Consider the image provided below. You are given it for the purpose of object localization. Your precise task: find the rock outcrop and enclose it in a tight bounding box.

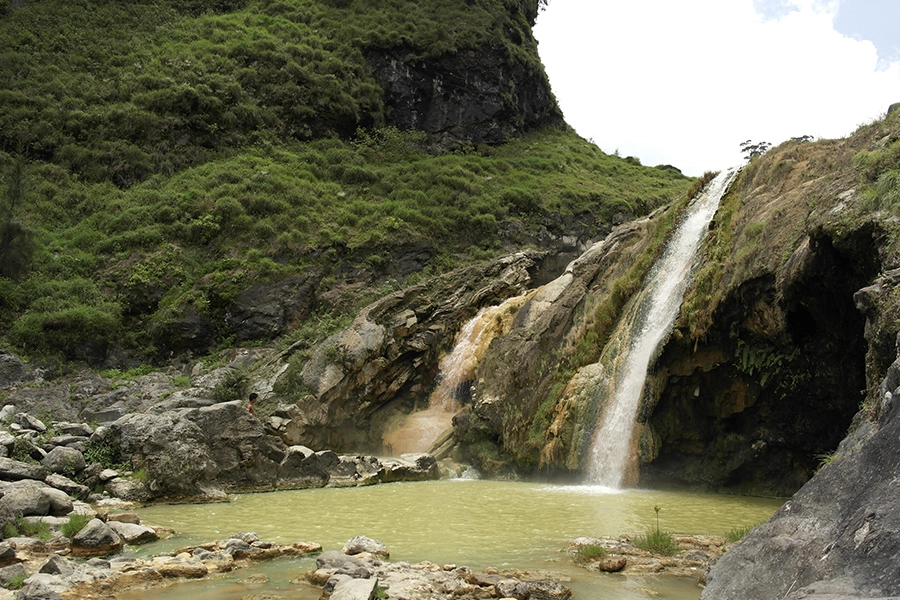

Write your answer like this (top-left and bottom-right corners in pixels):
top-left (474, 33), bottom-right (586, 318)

top-left (275, 250), bottom-right (545, 452)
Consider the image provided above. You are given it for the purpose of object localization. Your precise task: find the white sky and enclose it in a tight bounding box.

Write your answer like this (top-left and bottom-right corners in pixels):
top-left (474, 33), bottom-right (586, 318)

top-left (533, 0), bottom-right (900, 176)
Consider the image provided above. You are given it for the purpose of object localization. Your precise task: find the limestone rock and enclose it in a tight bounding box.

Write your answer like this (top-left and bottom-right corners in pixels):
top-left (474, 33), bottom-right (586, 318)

top-left (0, 485), bottom-right (50, 517)
top-left (702, 371), bottom-right (900, 598)
top-left (12, 413), bottom-right (46, 433)
top-left (70, 519), bottom-right (123, 557)
top-left (38, 555), bottom-right (74, 577)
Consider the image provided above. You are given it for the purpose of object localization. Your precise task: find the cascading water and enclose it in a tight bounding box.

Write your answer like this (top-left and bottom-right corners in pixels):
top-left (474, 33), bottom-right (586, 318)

top-left (383, 294), bottom-right (527, 455)
top-left (586, 167), bottom-right (740, 487)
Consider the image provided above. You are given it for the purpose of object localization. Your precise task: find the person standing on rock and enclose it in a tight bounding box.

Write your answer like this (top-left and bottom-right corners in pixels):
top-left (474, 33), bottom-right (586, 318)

top-left (247, 392), bottom-right (258, 415)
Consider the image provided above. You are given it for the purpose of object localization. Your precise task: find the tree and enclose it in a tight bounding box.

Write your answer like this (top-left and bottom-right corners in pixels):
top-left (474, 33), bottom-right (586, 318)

top-left (0, 156), bottom-right (37, 280)
top-left (740, 139), bottom-right (771, 161)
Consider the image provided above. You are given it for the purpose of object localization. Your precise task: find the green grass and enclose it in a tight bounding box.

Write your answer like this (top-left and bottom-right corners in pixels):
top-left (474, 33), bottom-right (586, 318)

top-left (725, 523), bottom-right (760, 544)
top-left (574, 544), bottom-right (608, 563)
top-left (3, 515), bottom-right (52, 541)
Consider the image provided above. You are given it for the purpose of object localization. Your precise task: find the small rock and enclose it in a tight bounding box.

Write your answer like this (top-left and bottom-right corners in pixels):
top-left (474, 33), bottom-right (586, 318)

top-left (13, 413), bottom-right (46, 433)
top-left (342, 536), bottom-right (389, 559)
top-left (596, 557), bottom-right (627, 572)
top-left (106, 521), bottom-right (159, 545)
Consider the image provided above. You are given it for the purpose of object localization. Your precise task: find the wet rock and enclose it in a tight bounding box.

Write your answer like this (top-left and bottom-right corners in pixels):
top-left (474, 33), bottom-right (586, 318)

top-left (381, 453), bottom-right (439, 483)
top-left (70, 519), bottom-right (123, 557)
top-left (342, 536), bottom-right (389, 559)
top-left (595, 557), bottom-right (627, 572)
top-left (41, 447), bottom-right (85, 475)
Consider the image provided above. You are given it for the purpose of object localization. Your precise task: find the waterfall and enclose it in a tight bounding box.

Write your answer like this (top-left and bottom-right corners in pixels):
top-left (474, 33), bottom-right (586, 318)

top-left (586, 167), bottom-right (740, 487)
top-left (383, 294), bottom-right (527, 455)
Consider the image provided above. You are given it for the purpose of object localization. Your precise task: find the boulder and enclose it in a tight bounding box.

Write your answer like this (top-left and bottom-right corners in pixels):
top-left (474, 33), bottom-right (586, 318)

top-left (0, 457), bottom-right (48, 481)
top-left (0, 541), bottom-right (18, 567)
top-left (70, 518), bottom-right (123, 557)
top-left (0, 562), bottom-right (25, 586)
top-left (41, 447), bottom-right (86, 475)
top-left (317, 550), bottom-right (367, 570)
top-left (702, 373), bottom-right (900, 597)
top-left (44, 474), bottom-right (90, 501)
top-left (52, 422), bottom-right (93, 437)
top-left (381, 453), bottom-right (439, 482)
top-left (342, 536), bottom-right (389, 559)
top-left (329, 456), bottom-right (384, 487)
top-left (0, 485), bottom-right (50, 517)
top-left (103, 477), bottom-right (151, 503)
top-left (277, 446), bottom-right (329, 488)
top-left (13, 581), bottom-right (64, 600)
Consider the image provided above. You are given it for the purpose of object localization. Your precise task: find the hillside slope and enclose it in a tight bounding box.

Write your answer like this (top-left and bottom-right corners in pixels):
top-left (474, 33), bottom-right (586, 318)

top-left (0, 0), bottom-right (692, 366)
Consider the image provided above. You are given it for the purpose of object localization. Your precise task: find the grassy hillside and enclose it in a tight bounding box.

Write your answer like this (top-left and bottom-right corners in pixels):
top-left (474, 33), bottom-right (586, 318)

top-left (0, 0), bottom-right (693, 366)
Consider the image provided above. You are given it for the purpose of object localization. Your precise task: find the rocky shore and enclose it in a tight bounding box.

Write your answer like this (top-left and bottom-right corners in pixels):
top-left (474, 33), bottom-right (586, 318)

top-left (0, 528), bottom-right (574, 600)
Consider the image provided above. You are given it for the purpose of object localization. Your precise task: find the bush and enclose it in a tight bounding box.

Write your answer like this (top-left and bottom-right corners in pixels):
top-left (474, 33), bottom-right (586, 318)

top-left (633, 529), bottom-right (678, 556)
top-left (211, 367), bottom-right (249, 403)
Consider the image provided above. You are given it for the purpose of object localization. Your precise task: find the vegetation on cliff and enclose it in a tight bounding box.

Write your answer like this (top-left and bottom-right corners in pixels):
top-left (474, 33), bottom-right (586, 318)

top-left (0, 0), bottom-right (691, 366)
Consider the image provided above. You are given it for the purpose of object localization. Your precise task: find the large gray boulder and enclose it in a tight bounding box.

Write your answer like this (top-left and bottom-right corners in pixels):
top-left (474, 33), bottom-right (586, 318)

top-left (0, 485), bottom-right (50, 517)
top-left (70, 519), bottom-right (123, 557)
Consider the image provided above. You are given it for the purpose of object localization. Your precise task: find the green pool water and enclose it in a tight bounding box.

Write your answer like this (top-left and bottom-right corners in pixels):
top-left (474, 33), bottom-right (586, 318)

top-left (122, 479), bottom-right (783, 600)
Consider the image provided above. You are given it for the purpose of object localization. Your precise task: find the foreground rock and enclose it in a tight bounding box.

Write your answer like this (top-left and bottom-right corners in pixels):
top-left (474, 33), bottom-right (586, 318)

top-left (701, 345), bottom-right (900, 599)
top-left (308, 537), bottom-right (571, 600)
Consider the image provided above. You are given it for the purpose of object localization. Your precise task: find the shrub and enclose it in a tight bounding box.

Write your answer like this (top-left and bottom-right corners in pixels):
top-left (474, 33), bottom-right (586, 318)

top-left (633, 529), bottom-right (678, 556)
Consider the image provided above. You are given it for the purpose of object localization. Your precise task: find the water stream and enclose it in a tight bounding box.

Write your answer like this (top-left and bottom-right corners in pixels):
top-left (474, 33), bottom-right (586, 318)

top-left (586, 169), bottom-right (740, 487)
top-left (124, 480), bottom-right (782, 600)
top-left (383, 295), bottom-right (527, 454)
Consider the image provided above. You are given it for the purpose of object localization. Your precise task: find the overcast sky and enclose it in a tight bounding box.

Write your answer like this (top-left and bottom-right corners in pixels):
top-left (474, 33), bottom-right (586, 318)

top-left (533, 0), bottom-right (900, 176)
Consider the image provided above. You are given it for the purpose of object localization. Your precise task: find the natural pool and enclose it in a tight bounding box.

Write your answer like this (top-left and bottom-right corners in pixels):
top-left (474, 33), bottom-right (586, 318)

top-left (123, 480), bottom-right (784, 600)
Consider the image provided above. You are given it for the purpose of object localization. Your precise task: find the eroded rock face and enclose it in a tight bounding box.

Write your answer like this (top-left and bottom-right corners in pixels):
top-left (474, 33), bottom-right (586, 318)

top-left (277, 250), bottom-right (544, 452)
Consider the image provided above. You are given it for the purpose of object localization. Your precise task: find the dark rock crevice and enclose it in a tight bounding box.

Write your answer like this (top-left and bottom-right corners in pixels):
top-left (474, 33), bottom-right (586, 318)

top-left (642, 227), bottom-right (878, 496)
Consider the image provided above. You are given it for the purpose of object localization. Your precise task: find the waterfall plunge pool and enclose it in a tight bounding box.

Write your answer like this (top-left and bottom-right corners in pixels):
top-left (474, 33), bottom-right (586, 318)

top-left (123, 480), bottom-right (783, 600)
